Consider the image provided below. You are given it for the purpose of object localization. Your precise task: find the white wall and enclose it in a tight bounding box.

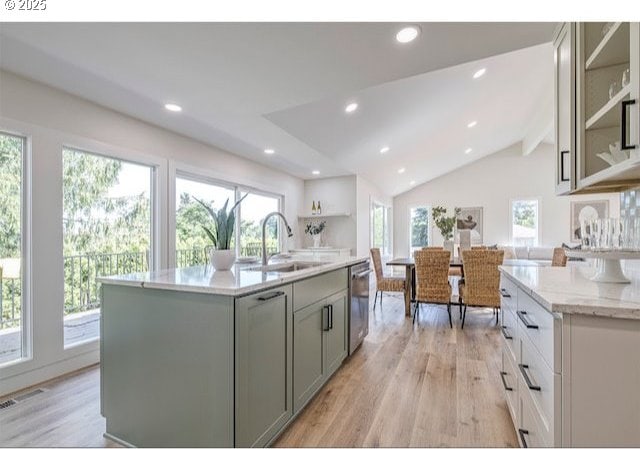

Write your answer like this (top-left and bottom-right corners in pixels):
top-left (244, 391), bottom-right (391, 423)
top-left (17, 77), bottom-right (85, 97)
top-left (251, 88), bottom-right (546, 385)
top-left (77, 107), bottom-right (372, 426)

top-left (0, 70), bottom-right (305, 394)
top-left (302, 176), bottom-right (357, 252)
top-left (356, 176), bottom-right (393, 258)
top-left (393, 142), bottom-right (619, 257)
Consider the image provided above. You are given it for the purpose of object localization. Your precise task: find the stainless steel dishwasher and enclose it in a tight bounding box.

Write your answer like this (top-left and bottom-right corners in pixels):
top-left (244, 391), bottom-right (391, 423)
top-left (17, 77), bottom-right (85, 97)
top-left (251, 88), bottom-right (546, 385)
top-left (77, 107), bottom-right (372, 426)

top-left (348, 261), bottom-right (371, 355)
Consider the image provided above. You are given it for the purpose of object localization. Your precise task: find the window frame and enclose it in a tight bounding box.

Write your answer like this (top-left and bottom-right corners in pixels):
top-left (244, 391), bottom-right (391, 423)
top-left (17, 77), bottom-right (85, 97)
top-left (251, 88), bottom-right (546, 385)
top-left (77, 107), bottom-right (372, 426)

top-left (370, 200), bottom-right (392, 256)
top-left (408, 205), bottom-right (431, 255)
top-left (509, 197), bottom-right (542, 247)
top-left (169, 162), bottom-right (284, 267)
top-left (0, 130), bottom-right (32, 367)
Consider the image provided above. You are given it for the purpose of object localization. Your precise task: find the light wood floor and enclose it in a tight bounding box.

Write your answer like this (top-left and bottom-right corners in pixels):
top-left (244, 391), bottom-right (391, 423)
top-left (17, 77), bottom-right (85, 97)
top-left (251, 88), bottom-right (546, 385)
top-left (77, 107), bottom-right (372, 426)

top-left (0, 294), bottom-right (517, 447)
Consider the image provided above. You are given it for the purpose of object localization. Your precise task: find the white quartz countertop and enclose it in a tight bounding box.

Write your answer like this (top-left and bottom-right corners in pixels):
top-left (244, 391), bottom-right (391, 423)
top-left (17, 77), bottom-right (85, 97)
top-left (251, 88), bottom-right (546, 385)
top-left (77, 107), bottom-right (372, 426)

top-left (500, 264), bottom-right (640, 319)
top-left (99, 255), bottom-right (368, 297)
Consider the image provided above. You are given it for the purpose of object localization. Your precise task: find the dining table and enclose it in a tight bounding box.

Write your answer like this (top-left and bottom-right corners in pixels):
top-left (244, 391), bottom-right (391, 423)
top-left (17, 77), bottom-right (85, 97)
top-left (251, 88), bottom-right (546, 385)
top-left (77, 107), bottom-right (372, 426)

top-left (386, 257), bottom-right (464, 316)
top-left (386, 257), bottom-right (547, 316)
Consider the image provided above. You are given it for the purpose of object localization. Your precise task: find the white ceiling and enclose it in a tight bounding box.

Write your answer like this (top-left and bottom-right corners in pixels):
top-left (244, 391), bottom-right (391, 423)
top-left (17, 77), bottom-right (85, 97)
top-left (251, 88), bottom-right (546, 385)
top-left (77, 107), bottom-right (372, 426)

top-left (0, 22), bottom-right (557, 195)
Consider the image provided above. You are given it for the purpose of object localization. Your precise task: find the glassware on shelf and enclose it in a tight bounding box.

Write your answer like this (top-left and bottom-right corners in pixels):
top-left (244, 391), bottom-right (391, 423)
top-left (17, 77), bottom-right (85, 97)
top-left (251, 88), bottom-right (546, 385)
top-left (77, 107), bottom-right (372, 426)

top-left (609, 80), bottom-right (619, 100)
top-left (622, 68), bottom-right (631, 88)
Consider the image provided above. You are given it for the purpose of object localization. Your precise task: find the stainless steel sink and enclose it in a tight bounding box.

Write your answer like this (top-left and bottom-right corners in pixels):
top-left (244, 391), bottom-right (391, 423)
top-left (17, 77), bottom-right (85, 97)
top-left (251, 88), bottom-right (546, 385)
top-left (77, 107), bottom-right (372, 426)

top-left (245, 261), bottom-right (328, 273)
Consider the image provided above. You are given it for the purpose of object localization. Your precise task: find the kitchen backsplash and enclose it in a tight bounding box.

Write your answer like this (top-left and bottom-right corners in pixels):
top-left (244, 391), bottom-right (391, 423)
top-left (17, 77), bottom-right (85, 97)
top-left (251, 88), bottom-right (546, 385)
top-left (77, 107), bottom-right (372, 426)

top-left (620, 186), bottom-right (640, 220)
top-left (621, 186), bottom-right (640, 271)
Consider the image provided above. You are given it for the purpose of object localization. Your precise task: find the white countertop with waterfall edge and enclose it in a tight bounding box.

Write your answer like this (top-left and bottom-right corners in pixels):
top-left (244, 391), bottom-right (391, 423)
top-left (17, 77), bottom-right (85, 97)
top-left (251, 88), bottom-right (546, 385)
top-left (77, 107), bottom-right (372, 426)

top-left (98, 255), bottom-right (369, 297)
top-left (500, 264), bottom-right (640, 319)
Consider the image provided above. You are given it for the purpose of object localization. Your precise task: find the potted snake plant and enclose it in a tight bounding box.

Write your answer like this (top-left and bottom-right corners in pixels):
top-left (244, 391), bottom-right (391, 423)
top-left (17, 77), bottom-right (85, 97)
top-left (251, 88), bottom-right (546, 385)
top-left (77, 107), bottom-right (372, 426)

top-left (196, 194), bottom-right (247, 270)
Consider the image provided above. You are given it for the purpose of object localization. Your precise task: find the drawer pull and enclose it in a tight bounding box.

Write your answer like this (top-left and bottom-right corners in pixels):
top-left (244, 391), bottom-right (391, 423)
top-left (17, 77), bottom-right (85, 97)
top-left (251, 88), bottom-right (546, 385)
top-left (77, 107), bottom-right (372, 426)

top-left (500, 288), bottom-right (511, 298)
top-left (518, 364), bottom-right (541, 391)
top-left (257, 291), bottom-right (285, 301)
top-left (518, 429), bottom-right (530, 448)
top-left (323, 305), bottom-right (331, 332)
top-left (517, 310), bottom-right (538, 329)
top-left (499, 371), bottom-right (513, 391)
top-left (501, 325), bottom-right (513, 340)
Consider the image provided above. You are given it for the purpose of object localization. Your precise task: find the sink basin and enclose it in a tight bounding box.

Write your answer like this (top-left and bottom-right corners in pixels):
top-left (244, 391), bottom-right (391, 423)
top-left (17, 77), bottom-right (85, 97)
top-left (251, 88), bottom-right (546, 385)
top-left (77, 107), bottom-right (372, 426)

top-left (245, 261), bottom-right (328, 273)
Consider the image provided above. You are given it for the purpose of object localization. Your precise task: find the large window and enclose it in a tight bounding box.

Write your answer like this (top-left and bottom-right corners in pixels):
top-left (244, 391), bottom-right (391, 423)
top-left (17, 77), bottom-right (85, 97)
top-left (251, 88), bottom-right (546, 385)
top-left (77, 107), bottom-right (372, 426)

top-left (175, 176), bottom-right (235, 267)
top-left (371, 202), bottom-right (391, 255)
top-left (409, 206), bottom-right (430, 255)
top-left (62, 147), bottom-right (153, 347)
top-left (0, 133), bottom-right (27, 366)
top-left (239, 191), bottom-right (280, 257)
top-left (172, 173), bottom-right (283, 266)
top-left (511, 199), bottom-right (540, 247)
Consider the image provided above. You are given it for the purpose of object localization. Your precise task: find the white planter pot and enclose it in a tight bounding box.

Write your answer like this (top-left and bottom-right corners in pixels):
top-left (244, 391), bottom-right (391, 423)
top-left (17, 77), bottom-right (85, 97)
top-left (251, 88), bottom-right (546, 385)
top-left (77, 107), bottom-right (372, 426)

top-left (312, 234), bottom-right (322, 248)
top-left (210, 249), bottom-right (236, 271)
top-left (443, 240), bottom-right (454, 259)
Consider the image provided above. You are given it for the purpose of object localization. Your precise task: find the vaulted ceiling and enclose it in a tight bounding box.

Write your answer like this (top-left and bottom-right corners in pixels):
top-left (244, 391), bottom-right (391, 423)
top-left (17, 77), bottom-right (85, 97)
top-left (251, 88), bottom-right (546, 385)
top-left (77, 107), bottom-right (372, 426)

top-left (0, 22), bottom-right (557, 195)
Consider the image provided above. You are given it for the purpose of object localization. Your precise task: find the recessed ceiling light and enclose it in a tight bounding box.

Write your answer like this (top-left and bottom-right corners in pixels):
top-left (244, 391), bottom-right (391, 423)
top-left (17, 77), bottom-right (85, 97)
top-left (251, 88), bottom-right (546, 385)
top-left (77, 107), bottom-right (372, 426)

top-left (345, 102), bottom-right (358, 113)
top-left (398, 168), bottom-right (406, 174)
top-left (396, 26), bottom-right (421, 43)
top-left (164, 103), bottom-right (182, 112)
top-left (473, 68), bottom-right (486, 79)
top-left (380, 146), bottom-right (390, 154)
top-left (465, 148), bottom-right (473, 154)
top-left (264, 148), bottom-right (275, 155)
top-left (467, 121), bottom-right (477, 128)
top-left (410, 180), bottom-right (416, 186)
top-left (312, 170), bottom-right (320, 175)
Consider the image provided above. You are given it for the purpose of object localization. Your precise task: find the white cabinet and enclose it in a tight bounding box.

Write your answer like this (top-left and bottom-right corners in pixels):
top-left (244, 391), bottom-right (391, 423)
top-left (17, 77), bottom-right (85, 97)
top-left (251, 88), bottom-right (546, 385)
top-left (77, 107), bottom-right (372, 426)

top-left (554, 22), bottom-right (640, 194)
top-left (554, 23), bottom-right (576, 195)
top-left (500, 272), bottom-right (640, 447)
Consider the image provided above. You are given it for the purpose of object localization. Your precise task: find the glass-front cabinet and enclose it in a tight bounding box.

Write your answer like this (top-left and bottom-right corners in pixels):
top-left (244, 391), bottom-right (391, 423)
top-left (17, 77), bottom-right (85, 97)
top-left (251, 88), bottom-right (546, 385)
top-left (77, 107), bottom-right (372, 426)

top-left (575, 22), bottom-right (640, 192)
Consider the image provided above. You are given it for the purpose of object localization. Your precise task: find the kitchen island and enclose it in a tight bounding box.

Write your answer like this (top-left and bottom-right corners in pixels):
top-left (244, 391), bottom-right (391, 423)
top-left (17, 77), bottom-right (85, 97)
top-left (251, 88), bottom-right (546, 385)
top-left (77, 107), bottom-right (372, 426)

top-left (99, 255), bottom-right (367, 448)
top-left (499, 264), bottom-right (640, 447)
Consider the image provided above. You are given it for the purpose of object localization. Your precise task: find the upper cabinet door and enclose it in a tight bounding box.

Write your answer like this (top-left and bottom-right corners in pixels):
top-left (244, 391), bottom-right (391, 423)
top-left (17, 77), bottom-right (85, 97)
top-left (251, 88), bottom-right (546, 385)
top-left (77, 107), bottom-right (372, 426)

top-left (575, 22), bottom-right (640, 192)
top-left (554, 23), bottom-right (576, 195)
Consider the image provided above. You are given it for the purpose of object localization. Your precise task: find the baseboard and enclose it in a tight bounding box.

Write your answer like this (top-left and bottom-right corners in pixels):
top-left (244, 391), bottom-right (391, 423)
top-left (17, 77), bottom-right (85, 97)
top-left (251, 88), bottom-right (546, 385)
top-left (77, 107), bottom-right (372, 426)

top-left (104, 432), bottom-right (135, 448)
top-left (0, 349), bottom-right (99, 396)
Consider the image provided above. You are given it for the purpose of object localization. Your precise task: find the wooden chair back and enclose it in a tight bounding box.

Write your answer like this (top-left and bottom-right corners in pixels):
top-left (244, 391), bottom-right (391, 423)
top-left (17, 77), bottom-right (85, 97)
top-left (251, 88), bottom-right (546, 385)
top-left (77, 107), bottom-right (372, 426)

top-left (414, 249), bottom-right (451, 304)
top-left (552, 247), bottom-right (568, 267)
top-left (370, 248), bottom-right (383, 282)
top-left (460, 250), bottom-right (504, 307)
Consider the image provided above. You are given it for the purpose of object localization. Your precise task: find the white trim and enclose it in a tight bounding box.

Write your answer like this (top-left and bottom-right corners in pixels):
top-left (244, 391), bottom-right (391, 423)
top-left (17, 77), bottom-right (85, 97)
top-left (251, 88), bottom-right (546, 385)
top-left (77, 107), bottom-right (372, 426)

top-left (509, 197), bottom-right (542, 246)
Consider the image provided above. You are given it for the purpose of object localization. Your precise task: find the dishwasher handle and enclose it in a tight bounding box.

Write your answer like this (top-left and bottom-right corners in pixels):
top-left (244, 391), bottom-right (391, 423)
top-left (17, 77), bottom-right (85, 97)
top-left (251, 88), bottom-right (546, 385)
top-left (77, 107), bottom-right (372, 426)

top-left (352, 269), bottom-right (372, 279)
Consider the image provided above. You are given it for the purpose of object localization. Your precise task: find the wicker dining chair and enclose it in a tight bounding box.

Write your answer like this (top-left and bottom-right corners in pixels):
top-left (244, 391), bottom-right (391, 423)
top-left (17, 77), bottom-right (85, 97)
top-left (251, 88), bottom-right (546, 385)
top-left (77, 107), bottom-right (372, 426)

top-left (413, 249), bottom-right (453, 327)
top-left (458, 249), bottom-right (504, 328)
top-left (552, 247), bottom-right (568, 267)
top-left (370, 248), bottom-right (405, 310)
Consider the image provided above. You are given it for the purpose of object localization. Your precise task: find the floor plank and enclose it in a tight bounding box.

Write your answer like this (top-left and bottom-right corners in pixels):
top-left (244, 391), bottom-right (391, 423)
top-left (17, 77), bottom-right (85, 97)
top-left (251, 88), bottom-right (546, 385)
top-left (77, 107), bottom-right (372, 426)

top-left (0, 292), bottom-right (517, 447)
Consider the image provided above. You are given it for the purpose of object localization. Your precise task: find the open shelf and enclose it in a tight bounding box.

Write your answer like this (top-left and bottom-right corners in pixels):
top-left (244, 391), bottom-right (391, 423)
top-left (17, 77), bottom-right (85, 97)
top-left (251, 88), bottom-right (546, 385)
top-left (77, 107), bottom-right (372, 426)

top-left (578, 154), bottom-right (640, 192)
top-left (298, 212), bottom-right (351, 219)
top-left (585, 84), bottom-right (630, 130)
top-left (586, 22), bottom-right (630, 70)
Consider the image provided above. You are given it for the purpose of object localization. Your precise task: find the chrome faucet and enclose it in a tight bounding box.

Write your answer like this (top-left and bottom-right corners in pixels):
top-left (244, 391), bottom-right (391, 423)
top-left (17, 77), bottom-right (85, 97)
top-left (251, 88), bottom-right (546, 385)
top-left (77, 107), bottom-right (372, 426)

top-left (262, 212), bottom-right (294, 265)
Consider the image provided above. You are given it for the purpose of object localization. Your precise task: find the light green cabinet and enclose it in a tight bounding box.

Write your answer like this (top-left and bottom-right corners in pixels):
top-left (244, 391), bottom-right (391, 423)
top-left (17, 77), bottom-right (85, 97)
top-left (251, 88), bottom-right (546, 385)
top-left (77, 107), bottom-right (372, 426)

top-left (235, 286), bottom-right (293, 447)
top-left (293, 299), bottom-right (326, 412)
top-left (325, 291), bottom-right (348, 377)
top-left (293, 288), bottom-right (348, 413)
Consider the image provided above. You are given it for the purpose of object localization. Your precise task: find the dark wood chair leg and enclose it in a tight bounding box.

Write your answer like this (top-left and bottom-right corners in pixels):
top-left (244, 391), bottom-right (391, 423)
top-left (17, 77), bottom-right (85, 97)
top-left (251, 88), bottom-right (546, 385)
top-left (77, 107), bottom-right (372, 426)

top-left (461, 304), bottom-right (468, 329)
top-left (447, 303), bottom-right (452, 328)
top-left (412, 302), bottom-right (419, 324)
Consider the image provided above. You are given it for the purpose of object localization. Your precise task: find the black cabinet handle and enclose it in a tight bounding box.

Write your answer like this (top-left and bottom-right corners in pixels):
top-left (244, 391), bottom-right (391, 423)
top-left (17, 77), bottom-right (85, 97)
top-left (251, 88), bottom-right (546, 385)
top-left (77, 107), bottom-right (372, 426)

top-left (518, 364), bottom-right (541, 391)
top-left (323, 306), bottom-right (330, 331)
top-left (501, 325), bottom-right (513, 340)
top-left (499, 371), bottom-right (513, 391)
top-left (500, 288), bottom-right (511, 298)
top-left (257, 291), bottom-right (285, 301)
top-left (518, 429), bottom-right (530, 448)
top-left (621, 99), bottom-right (637, 150)
top-left (517, 311), bottom-right (538, 329)
top-left (560, 150), bottom-right (570, 181)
